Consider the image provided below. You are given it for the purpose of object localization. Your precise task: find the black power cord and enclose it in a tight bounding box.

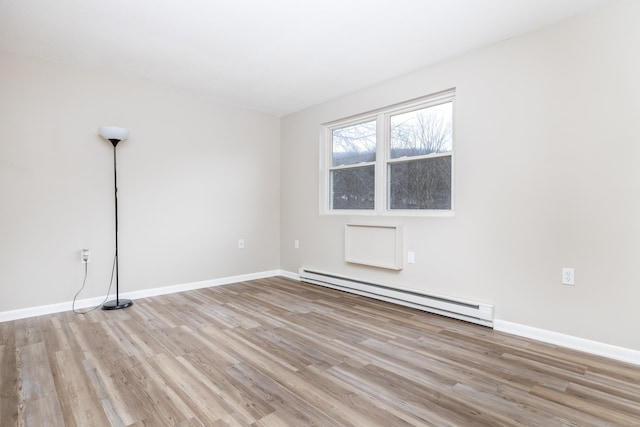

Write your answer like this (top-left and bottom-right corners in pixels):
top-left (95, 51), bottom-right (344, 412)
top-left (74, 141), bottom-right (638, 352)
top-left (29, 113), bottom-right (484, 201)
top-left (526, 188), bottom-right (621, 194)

top-left (72, 253), bottom-right (116, 314)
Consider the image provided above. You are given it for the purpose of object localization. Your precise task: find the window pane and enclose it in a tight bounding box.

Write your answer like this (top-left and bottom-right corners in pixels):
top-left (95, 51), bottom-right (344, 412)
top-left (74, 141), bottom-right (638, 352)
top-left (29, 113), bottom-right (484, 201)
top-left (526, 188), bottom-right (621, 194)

top-left (388, 156), bottom-right (451, 209)
top-left (332, 120), bottom-right (376, 166)
top-left (390, 102), bottom-right (452, 159)
top-left (331, 166), bottom-right (375, 209)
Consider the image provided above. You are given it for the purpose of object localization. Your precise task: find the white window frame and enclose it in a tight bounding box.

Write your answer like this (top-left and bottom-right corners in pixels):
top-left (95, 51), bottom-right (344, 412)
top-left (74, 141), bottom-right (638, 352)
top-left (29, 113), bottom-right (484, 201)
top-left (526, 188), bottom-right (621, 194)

top-left (320, 89), bottom-right (455, 216)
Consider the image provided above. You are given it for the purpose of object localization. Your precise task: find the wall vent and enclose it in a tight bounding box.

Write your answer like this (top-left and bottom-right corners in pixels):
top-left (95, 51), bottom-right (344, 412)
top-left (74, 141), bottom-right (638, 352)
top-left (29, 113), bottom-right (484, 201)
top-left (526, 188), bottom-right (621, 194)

top-left (299, 268), bottom-right (494, 327)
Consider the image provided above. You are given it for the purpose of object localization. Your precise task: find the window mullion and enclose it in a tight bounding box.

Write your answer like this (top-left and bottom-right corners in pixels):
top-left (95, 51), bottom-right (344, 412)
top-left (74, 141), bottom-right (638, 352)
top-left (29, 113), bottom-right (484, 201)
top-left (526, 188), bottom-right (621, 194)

top-left (375, 112), bottom-right (386, 212)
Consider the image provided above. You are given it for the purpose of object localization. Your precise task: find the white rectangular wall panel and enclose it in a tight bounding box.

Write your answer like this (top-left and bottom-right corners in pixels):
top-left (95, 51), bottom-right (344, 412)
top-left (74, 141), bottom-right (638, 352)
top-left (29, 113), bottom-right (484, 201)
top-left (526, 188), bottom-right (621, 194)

top-left (345, 223), bottom-right (403, 270)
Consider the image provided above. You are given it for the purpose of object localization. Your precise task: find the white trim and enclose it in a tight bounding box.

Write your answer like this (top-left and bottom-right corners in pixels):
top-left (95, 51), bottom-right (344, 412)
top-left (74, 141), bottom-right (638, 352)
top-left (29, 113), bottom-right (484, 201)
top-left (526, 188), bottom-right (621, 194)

top-left (4, 271), bottom-right (636, 367)
top-left (283, 271), bottom-right (639, 365)
top-left (279, 270), bottom-right (300, 280)
top-left (494, 319), bottom-right (640, 366)
top-left (0, 270), bottom-right (283, 323)
top-left (320, 89), bottom-right (456, 217)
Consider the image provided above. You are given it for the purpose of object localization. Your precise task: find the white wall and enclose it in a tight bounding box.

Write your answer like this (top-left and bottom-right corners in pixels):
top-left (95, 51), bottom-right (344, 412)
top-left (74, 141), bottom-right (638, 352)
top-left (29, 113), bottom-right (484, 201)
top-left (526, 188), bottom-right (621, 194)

top-left (280, 0), bottom-right (640, 351)
top-left (0, 51), bottom-right (281, 312)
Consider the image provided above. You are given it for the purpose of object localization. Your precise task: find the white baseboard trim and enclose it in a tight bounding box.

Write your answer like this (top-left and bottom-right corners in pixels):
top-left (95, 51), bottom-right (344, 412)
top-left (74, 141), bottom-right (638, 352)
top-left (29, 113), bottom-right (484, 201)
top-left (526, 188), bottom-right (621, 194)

top-left (494, 319), bottom-right (640, 366)
top-left (282, 269), bottom-right (640, 365)
top-left (0, 270), bottom-right (284, 323)
top-left (4, 271), bottom-right (637, 366)
top-left (278, 270), bottom-right (300, 281)
top-left (121, 269), bottom-right (283, 300)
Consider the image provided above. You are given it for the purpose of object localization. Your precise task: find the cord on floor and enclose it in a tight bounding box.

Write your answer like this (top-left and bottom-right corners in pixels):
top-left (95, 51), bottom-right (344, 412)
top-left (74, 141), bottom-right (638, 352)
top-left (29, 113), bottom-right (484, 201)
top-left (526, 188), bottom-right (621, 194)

top-left (72, 253), bottom-right (116, 314)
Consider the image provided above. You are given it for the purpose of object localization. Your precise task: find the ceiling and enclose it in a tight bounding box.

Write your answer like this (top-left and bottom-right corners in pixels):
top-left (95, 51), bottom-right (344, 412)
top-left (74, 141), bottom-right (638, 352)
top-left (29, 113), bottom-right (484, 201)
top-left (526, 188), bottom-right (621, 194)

top-left (0, 0), bottom-right (616, 116)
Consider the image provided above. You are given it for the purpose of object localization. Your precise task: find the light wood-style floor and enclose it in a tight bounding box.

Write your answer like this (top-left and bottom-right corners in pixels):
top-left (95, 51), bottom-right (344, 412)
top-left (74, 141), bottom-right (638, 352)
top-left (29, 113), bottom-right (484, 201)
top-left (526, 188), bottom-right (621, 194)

top-left (2, 277), bottom-right (639, 426)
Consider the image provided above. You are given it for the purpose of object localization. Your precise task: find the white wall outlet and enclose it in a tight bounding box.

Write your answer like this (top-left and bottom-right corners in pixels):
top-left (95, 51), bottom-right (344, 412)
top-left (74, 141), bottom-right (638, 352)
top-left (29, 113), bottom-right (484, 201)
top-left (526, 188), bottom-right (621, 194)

top-left (238, 239), bottom-right (245, 249)
top-left (407, 251), bottom-right (415, 264)
top-left (81, 248), bottom-right (90, 264)
top-left (562, 268), bottom-right (575, 285)
top-left (294, 239), bottom-right (299, 249)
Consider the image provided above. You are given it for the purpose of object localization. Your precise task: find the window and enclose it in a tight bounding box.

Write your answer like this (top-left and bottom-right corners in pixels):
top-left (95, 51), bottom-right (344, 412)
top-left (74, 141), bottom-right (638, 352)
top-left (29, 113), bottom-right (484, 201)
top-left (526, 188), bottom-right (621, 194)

top-left (330, 119), bottom-right (376, 209)
top-left (321, 89), bottom-right (454, 215)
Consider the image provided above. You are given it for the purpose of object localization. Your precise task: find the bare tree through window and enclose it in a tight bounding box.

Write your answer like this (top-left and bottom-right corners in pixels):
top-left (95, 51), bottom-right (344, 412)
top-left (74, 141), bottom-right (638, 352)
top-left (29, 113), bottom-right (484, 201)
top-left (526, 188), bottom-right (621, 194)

top-left (331, 120), bottom-right (376, 209)
top-left (323, 90), bottom-right (454, 213)
top-left (389, 102), bottom-right (452, 209)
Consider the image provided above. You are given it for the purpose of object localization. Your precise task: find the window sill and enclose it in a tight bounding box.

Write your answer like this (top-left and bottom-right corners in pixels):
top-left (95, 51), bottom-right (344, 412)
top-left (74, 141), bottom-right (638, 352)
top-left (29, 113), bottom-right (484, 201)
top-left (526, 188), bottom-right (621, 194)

top-left (321, 209), bottom-right (455, 218)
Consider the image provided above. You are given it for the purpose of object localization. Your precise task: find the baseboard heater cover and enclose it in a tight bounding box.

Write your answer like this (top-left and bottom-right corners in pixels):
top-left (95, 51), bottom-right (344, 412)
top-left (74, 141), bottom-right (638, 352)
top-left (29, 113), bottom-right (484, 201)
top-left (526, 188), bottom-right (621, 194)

top-left (298, 268), bottom-right (494, 327)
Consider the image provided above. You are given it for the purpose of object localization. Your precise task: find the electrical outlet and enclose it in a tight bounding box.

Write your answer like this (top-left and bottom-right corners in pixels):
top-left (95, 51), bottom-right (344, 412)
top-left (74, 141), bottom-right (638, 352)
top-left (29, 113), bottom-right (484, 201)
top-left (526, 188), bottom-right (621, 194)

top-left (294, 240), bottom-right (299, 249)
top-left (562, 268), bottom-right (575, 285)
top-left (407, 251), bottom-right (415, 264)
top-left (81, 248), bottom-right (90, 264)
top-left (238, 239), bottom-right (245, 249)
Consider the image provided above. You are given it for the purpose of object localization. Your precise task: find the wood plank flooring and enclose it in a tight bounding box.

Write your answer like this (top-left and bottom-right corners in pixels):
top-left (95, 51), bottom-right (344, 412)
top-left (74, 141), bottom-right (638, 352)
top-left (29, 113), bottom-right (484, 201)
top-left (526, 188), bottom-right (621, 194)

top-left (2, 276), bottom-right (639, 426)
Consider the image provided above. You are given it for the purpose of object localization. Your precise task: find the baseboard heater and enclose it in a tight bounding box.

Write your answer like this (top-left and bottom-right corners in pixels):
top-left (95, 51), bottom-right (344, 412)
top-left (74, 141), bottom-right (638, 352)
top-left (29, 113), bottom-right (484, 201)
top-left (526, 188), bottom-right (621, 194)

top-left (298, 268), bottom-right (494, 327)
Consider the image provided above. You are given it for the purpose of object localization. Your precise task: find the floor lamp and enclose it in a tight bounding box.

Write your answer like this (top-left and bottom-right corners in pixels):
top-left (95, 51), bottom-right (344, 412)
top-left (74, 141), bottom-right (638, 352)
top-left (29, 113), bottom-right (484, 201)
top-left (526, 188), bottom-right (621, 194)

top-left (99, 126), bottom-right (134, 310)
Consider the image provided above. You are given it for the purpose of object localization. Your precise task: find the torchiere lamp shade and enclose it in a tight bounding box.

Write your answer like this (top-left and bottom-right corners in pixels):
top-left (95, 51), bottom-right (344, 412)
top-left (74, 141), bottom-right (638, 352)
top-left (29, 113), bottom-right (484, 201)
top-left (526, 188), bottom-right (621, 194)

top-left (98, 126), bottom-right (130, 146)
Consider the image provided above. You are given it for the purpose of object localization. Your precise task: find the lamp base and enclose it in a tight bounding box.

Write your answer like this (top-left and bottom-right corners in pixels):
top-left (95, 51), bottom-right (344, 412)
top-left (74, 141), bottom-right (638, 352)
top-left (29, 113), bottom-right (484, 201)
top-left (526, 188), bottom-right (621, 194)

top-left (102, 299), bottom-right (133, 310)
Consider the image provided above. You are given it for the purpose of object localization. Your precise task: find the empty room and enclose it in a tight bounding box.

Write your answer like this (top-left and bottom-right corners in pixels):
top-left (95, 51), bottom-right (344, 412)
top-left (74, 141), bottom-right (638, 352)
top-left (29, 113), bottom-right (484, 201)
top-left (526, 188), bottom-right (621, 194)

top-left (1, 0), bottom-right (639, 425)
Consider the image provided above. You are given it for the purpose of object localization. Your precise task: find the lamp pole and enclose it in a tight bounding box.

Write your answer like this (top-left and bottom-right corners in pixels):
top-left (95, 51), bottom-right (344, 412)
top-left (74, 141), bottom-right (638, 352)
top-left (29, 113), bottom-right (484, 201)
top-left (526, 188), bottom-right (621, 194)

top-left (99, 127), bottom-right (133, 310)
